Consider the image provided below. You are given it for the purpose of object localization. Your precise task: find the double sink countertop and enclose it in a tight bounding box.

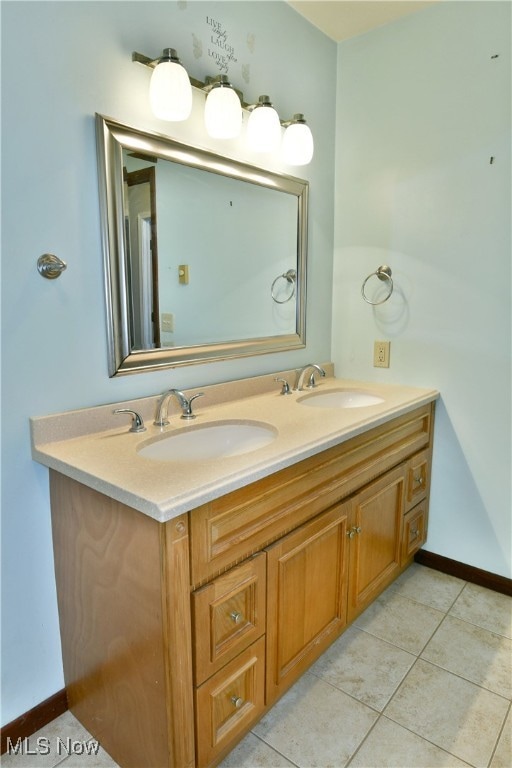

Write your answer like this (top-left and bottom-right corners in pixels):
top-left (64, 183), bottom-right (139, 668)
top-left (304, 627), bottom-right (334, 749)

top-left (31, 368), bottom-right (439, 522)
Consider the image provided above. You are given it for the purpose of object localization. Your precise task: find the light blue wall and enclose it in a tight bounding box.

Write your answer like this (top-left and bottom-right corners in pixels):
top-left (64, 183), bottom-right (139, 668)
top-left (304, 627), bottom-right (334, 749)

top-left (0, 1), bottom-right (335, 724)
top-left (332, 2), bottom-right (511, 578)
top-left (3, 0), bottom-right (510, 731)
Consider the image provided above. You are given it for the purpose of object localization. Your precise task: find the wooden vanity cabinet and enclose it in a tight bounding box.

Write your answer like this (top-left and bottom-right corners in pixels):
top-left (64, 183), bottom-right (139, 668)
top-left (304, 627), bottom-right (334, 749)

top-left (49, 402), bottom-right (434, 768)
top-left (49, 475), bottom-right (196, 768)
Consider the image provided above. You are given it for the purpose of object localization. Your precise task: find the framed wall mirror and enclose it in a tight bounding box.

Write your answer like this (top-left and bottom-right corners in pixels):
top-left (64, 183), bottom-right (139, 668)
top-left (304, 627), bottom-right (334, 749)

top-left (96, 114), bottom-right (308, 376)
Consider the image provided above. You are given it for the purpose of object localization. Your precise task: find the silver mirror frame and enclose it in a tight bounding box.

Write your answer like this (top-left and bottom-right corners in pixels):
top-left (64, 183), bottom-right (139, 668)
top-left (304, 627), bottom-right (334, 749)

top-left (95, 114), bottom-right (308, 376)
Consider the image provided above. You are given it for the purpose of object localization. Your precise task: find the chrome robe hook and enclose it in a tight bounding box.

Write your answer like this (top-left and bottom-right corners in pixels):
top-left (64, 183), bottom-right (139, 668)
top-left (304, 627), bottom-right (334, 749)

top-left (37, 253), bottom-right (67, 279)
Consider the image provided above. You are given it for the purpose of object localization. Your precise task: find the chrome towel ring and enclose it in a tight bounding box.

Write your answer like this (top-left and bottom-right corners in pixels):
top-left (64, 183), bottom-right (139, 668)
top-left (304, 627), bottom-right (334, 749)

top-left (271, 269), bottom-right (296, 304)
top-left (361, 265), bottom-right (393, 305)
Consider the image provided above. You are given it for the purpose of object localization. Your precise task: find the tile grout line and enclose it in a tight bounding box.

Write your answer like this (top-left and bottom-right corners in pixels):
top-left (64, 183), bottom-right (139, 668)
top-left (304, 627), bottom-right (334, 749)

top-left (343, 712), bottom-right (383, 768)
top-left (487, 699), bottom-right (511, 767)
top-left (379, 656), bottom-right (475, 766)
top-left (419, 637), bottom-right (512, 701)
top-left (304, 670), bottom-right (385, 716)
top-left (353, 594), bottom-right (448, 659)
top-left (349, 623), bottom-right (422, 658)
top-left (377, 713), bottom-right (476, 768)
top-left (447, 582), bottom-right (512, 639)
top-left (386, 578), bottom-right (467, 615)
top-left (381, 654), bottom-right (510, 768)
top-left (248, 731), bottom-right (301, 768)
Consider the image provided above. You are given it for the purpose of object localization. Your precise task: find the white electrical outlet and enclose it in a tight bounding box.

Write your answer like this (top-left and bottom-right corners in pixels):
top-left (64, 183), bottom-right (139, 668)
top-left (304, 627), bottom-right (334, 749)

top-left (374, 340), bottom-right (390, 368)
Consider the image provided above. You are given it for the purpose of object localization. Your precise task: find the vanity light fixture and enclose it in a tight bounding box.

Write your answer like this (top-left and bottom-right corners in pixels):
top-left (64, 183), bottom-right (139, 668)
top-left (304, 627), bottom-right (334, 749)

top-left (148, 48), bottom-right (192, 121)
top-left (203, 75), bottom-right (242, 139)
top-left (282, 114), bottom-right (314, 166)
top-left (246, 95), bottom-right (282, 153)
top-left (132, 50), bottom-right (314, 165)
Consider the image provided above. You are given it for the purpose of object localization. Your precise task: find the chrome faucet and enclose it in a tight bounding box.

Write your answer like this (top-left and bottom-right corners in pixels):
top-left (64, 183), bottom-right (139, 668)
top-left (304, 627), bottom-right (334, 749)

top-left (113, 409), bottom-right (146, 433)
top-left (293, 364), bottom-right (326, 391)
top-left (154, 389), bottom-right (204, 426)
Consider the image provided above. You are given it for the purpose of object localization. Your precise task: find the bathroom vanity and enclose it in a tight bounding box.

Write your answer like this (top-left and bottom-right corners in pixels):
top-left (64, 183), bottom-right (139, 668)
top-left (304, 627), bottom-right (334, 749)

top-left (32, 373), bottom-right (437, 768)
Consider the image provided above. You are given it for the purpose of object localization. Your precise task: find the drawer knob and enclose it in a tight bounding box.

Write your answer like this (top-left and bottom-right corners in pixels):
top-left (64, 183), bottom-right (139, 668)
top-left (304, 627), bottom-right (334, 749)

top-left (230, 611), bottom-right (243, 624)
top-left (411, 528), bottom-right (419, 538)
top-left (231, 695), bottom-right (244, 709)
top-left (414, 475), bottom-right (423, 486)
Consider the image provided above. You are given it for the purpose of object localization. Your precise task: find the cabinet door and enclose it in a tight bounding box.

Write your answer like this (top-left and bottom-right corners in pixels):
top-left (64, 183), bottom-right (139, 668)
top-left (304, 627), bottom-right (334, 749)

top-left (348, 465), bottom-right (405, 621)
top-left (265, 502), bottom-right (350, 705)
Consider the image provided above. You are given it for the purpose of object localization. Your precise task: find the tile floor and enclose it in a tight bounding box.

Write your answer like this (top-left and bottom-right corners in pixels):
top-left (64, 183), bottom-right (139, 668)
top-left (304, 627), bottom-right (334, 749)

top-left (2, 565), bottom-right (511, 768)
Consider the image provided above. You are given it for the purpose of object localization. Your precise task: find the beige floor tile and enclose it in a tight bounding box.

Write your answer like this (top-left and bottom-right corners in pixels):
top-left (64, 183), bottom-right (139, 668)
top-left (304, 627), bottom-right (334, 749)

top-left (384, 659), bottom-right (510, 767)
top-left (422, 615), bottom-right (512, 698)
top-left (348, 715), bottom-right (470, 767)
top-left (1, 712), bottom-right (95, 768)
top-left (57, 746), bottom-right (118, 768)
top-left (387, 563), bottom-right (466, 611)
top-left (450, 583), bottom-right (512, 638)
top-left (219, 732), bottom-right (296, 767)
top-left (253, 672), bottom-right (378, 768)
top-left (354, 591), bottom-right (445, 654)
top-left (490, 708), bottom-right (512, 768)
top-left (309, 626), bottom-right (416, 711)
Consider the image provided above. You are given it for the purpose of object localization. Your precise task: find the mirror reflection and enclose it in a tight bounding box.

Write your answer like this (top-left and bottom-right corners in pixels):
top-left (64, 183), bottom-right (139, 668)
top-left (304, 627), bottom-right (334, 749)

top-left (96, 115), bottom-right (308, 375)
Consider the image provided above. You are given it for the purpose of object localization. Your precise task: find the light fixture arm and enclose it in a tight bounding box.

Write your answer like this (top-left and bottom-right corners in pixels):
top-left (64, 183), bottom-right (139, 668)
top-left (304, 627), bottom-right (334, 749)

top-left (133, 51), bottom-right (247, 104)
top-left (203, 74), bottom-right (244, 102)
top-left (281, 112), bottom-right (307, 127)
top-left (132, 50), bottom-right (314, 165)
top-left (133, 51), bottom-right (308, 119)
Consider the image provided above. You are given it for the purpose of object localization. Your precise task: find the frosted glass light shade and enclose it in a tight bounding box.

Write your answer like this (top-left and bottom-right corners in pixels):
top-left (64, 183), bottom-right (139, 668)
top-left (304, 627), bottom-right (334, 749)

top-left (247, 103), bottom-right (281, 153)
top-left (204, 86), bottom-right (242, 139)
top-left (282, 121), bottom-right (314, 166)
top-left (149, 60), bottom-right (192, 121)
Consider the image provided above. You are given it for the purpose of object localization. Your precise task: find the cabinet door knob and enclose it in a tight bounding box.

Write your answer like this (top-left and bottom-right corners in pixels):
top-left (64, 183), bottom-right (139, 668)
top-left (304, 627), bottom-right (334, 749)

top-left (231, 695), bottom-right (244, 709)
top-left (347, 526), bottom-right (362, 538)
top-left (411, 528), bottom-right (419, 539)
top-left (414, 475), bottom-right (423, 486)
top-left (230, 611), bottom-right (243, 624)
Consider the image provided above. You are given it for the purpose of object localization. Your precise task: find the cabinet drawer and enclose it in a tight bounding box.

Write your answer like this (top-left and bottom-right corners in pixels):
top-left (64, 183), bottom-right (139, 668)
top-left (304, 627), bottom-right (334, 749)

top-left (195, 637), bottom-right (265, 767)
top-left (192, 554), bottom-right (266, 685)
top-left (406, 450), bottom-right (429, 511)
top-left (190, 404), bottom-right (434, 584)
top-left (402, 503), bottom-right (427, 563)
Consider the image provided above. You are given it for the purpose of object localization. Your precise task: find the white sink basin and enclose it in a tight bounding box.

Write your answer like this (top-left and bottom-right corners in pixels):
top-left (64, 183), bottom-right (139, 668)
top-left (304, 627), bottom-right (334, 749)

top-left (137, 420), bottom-right (277, 461)
top-left (297, 389), bottom-right (385, 409)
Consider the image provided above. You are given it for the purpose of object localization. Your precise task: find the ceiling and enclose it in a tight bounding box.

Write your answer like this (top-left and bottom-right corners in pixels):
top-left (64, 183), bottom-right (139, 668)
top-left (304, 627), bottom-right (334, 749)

top-left (287, 1), bottom-right (438, 42)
